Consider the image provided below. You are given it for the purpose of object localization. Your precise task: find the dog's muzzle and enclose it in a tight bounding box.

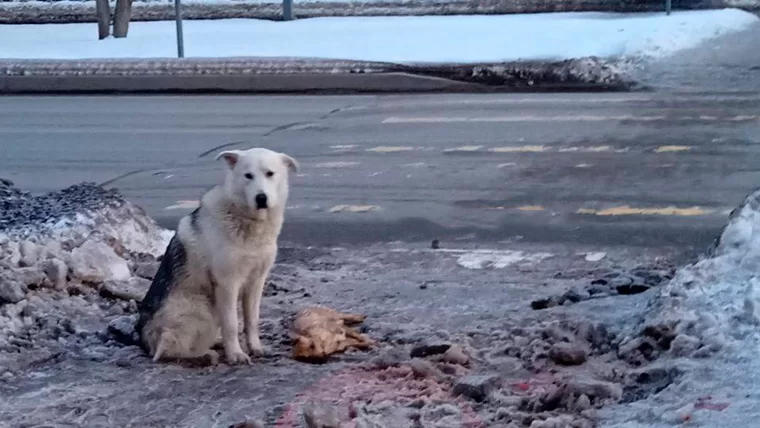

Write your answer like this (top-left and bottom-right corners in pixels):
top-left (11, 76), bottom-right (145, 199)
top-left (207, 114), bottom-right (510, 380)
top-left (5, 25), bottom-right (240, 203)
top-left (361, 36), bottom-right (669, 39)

top-left (255, 193), bottom-right (268, 210)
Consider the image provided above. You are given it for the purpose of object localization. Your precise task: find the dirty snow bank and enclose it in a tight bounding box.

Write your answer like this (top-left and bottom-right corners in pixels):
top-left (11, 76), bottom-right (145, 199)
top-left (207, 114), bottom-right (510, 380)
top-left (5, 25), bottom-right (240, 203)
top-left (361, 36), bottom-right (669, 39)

top-left (0, 179), bottom-right (692, 426)
top-left (0, 179), bottom-right (171, 374)
top-left (601, 186), bottom-right (760, 427)
top-left (0, 9), bottom-right (757, 62)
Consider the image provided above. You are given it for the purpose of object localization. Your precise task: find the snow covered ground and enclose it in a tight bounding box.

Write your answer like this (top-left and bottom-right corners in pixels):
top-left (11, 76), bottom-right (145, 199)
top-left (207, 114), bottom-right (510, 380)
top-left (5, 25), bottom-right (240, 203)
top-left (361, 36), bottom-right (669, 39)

top-left (0, 9), bottom-right (757, 63)
top-left (599, 187), bottom-right (760, 427)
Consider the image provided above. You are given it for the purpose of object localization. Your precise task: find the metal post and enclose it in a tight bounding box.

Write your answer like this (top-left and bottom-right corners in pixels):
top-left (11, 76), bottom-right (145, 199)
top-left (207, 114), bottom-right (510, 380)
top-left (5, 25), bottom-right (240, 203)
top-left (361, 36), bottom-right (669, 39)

top-left (283, 0), bottom-right (293, 21)
top-left (665, 0), bottom-right (671, 15)
top-left (174, 0), bottom-right (185, 58)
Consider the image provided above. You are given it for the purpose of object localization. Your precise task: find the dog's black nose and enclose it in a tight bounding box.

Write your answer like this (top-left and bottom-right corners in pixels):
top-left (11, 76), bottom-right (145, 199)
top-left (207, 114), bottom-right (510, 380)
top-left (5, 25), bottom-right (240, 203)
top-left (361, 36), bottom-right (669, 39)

top-left (255, 193), bottom-right (268, 209)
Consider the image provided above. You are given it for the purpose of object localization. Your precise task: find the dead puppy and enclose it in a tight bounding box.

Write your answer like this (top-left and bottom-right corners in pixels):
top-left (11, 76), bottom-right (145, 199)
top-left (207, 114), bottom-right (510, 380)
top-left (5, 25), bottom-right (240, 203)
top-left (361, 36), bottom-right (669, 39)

top-left (137, 147), bottom-right (298, 365)
top-left (292, 306), bottom-right (375, 362)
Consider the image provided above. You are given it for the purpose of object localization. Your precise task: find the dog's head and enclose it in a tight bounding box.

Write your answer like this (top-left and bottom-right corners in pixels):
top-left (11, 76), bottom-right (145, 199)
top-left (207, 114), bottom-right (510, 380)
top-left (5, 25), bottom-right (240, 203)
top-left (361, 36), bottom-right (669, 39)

top-left (215, 147), bottom-right (299, 217)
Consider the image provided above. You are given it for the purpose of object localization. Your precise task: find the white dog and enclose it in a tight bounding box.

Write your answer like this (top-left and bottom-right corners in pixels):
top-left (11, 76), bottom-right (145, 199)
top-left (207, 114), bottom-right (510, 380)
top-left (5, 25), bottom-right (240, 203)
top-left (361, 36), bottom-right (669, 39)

top-left (137, 147), bottom-right (298, 365)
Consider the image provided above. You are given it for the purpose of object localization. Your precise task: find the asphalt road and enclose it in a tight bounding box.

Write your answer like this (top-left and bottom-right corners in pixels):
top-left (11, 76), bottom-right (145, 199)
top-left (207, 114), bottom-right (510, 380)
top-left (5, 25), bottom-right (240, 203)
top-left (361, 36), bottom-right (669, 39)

top-left (2, 93), bottom-right (760, 251)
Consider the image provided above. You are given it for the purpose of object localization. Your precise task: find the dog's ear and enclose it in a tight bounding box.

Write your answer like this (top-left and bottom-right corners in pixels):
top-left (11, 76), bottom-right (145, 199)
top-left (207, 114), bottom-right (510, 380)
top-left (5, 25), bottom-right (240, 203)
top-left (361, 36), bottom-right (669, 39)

top-left (281, 153), bottom-right (299, 173)
top-left (215, 150), bottom-right (241, 169)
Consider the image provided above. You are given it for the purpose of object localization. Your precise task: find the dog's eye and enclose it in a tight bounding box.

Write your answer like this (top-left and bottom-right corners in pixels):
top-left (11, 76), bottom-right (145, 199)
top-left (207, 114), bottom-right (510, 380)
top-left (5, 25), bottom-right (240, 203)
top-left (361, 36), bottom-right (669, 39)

top-left (266, 171), bottom-right (274, 178)
top-left (244, 173), bottom-right (254, 180)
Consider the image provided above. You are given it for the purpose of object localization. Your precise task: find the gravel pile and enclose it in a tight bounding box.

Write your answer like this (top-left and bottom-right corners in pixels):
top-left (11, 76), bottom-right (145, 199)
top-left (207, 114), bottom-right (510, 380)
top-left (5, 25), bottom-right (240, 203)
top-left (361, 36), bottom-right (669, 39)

top-left (0, 179), bottom-right (124, 231)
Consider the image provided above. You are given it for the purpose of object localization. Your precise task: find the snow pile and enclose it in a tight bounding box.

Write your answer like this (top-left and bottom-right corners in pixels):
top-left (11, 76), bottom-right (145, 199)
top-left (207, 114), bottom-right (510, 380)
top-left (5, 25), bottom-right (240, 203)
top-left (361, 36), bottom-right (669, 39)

top-left (0, 179), bottom-right (171, 375)
top-left (602, 187), bottom-right (760, 427)
top-left (423, 57), bottom-right (637, 87)
top-left (0, 9), bottom-right (757, 63)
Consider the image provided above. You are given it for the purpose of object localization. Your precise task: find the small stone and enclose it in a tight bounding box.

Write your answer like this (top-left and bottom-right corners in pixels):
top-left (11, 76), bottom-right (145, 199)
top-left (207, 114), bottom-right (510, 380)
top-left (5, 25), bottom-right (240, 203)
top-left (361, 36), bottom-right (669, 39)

top-left (408, 398), bottom-right (426, 409)
top-left (530, 298), bottom-right (557, 310)
top-left (99, 277), bottom-right (150, 302)
top-left (133, 261), bottom-right (160, 280)
top-left (42, 258), bottom-right (68, 290)
top-left (371, 347), bottom-right (407, 369)
top-left (302, 401), bottom-right (340, 428)
top-left (410, 342), bottom-right (450, 358)
top-left (495, 407), bottom-right (515, 420)
top-left (18, 240), bottom-right (41, 267)
top-left (431, 239), bottom-right (440, 249)
top-left (574, 394), bottom-right (591, 411)
top-left (609, 275), bottom-right (634, 288)
top-left (565, 377), bottom-right (622, 402)
top-left (560, 288), bottom-right (588, 304)
top-left (443, 344), bottom-right (469, 365)
top-left (453, 374), bottom-right (500, 402)
top-left (0, 274), bottom-right (26, 304)
top-left (107, 315), bottom-right (139, 346)
top-left (494, 394), bottom-right (524, 408)
top-left (409, 358), bottom-right (444, 379)
top-left (549, 343), bottom-right (588, 366)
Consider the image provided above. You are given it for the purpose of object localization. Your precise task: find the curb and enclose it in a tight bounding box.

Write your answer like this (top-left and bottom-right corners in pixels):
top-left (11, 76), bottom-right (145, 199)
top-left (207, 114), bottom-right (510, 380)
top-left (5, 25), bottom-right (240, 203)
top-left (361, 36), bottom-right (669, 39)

top-left (0, 72), bottom-right (490, 94)
top-left (0, 58), bottom-right (634, 94)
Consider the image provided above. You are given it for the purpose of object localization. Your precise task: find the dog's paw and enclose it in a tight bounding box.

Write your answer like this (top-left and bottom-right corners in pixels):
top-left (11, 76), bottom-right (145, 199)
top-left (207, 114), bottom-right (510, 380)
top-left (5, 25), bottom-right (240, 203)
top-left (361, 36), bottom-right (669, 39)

top-left (249, 344), bottom-right (270, 358)
top-left (247, 336), bottom-right (269, 357)
top-left (225, 349), bottom-right (252, 365)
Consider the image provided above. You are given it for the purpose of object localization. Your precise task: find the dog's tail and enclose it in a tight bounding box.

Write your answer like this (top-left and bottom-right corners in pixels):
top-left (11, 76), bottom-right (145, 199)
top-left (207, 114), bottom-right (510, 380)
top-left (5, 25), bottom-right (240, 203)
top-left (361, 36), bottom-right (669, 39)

top-left (152, 332), bottom-right (168, 362)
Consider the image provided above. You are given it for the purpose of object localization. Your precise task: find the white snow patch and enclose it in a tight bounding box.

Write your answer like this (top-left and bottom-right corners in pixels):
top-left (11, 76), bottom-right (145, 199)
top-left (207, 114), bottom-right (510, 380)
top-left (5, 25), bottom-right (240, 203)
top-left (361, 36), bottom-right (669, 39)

top-left (0, 9), bottom-right (757, 62)
top-left (453, 249), bottom-right (554, 269)
top-left (69, 241), bottom-right (131, 282)
top-left (583, 251), bottom-right (607, 262)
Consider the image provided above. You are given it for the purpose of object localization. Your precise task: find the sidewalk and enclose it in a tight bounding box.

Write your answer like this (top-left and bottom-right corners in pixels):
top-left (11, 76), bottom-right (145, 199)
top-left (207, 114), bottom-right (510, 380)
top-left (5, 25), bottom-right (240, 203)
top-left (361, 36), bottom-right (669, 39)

top-left (1, 0), bottom-right (759, 24)
top-left (635, 20), bottom-right (760, 93)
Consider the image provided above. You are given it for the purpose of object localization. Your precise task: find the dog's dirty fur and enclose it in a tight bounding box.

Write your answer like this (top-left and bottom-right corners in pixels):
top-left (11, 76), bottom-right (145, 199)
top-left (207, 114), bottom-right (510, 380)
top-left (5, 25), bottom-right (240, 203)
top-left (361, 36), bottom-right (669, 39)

top-left (137, 147), bottom-right (298, 365)
top-left (291, 306), bottom-right (375, 362)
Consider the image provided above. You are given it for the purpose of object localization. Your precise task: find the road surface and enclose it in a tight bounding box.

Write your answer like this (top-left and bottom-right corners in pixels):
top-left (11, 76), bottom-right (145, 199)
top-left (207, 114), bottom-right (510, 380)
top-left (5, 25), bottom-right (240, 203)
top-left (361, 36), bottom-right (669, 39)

top-left (2, 93), bottom-right (759, 250)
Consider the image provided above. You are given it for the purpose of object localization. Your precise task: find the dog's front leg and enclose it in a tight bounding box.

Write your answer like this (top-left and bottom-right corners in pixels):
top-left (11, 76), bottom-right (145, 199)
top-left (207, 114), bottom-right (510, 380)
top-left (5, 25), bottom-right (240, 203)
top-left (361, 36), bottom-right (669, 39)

top-left (214, 279), bottom-right (251, 365)
top-left (243, 274), bottom-right (268, 357)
